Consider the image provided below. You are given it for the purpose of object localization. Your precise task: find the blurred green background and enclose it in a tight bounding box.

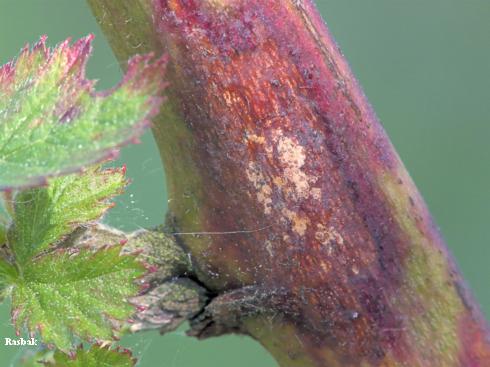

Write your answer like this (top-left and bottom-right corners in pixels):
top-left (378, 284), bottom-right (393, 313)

top-left (0, 1), bottom-right (488, 366)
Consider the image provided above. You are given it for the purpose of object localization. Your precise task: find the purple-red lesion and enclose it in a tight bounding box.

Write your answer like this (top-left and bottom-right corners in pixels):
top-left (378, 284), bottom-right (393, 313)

top-left (151, 0), bottom-right (490, 365)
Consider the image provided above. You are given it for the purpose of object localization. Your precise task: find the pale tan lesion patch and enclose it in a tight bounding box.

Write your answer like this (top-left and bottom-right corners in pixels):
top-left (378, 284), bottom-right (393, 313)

top-left (272, 176), bottom-right (285, 188)
top-left (264, 240), bottom-right (274, 257)
top-left (351, 263), bottom-right (360, 275)
top-left (246, 133), bottom-right (266, 145)
top-left (315, 224), bottom-right (344, 254)
top-left (282, 208), bottom-right (310, 236)
top-left (268, 130), bottom-right (319, 203)
top-left (276, 135), bottom-right (311, 200)
top-left (311, 187), bottom-right (322, 201)
top-left (246, 162), bottom-right (273, 214)
top-left (320, 261), bottom-right (331, 273)
top-left (222, 90), bottom-right (243, 108)
top-left (246, 129), bottom-right (322, 237)
top-left (206, 0), bottom-right (231, 10)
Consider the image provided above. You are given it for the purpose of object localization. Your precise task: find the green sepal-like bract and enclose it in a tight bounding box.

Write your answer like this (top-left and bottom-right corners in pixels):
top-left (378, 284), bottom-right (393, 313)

top-left (11, 244), bottom-right (145, 352)
top-left (17, 345), bottom-right (136, 367)
top-left (8, 166), bottom-right (126, 265)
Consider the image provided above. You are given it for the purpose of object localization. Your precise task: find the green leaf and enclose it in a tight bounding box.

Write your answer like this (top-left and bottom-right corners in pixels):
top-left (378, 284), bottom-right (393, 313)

top-left (0, 257), bottom-right (17, 280)
top-left (0, 35), bottom-right (166, 190)
top-left (48, 345), bottom-right (136, 367)
top-left (15, 349), bottom-right (54, 367)
top-left (11, 245), bottom-right (145, 352)
top-left (0, 257), bottom-right (17, 294)
top-left (16, 346), bottom-right (136, 367)
top-left (9, 166), bottom-right (126, 265)
top-left (0, 257), bottom-right (17, 303)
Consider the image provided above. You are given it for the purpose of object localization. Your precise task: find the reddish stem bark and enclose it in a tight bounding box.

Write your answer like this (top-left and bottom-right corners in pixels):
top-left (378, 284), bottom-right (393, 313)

top-left (88, 1), bottom-right (490, 366)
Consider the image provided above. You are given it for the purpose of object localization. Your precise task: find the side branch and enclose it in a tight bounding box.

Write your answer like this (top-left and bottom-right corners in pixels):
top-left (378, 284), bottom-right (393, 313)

top-left (70, 224), bottom-right (207, 334)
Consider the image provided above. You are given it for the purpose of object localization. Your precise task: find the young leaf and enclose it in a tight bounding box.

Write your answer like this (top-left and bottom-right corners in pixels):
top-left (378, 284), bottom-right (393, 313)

top-left (11, 244), bottom-right (145, 352)
top-left (48, 345), bottom-right (136, 367)
top-left (8, 166), bottom-right (126, 265)
top-left (0, 257), bottom-right (17, 291)
top-left (17, 346), bottom-right (135, 367)
top-left (15, 349), bottom-right (54, 367)
top-left (0, 35), bottom-right (166, 190)
top-left (0, 257), bottom-right (17, 303)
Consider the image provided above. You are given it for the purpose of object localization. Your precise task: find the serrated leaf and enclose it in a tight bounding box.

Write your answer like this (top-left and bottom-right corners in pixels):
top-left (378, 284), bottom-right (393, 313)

top-left (11, 245), bottom-right (145, 352)
top-left (16, 349), bottom-right (54, 367)
top-left (0, 256), bottom-right (17, 289)
top-left (0, 35), bottom-right (166, 190)
top-left (16, 346), bottom-right (135, 367)
top-left (0, 257), bottom-right (17, 302)
top-left (8, 166), bottom-right (126, 265)
top-left (51, 345), bottom-right (136, 367)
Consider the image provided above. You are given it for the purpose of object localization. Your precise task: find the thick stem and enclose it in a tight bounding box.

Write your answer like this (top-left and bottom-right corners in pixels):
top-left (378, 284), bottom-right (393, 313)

top-left (87, 1), bottom-right (490, 366)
